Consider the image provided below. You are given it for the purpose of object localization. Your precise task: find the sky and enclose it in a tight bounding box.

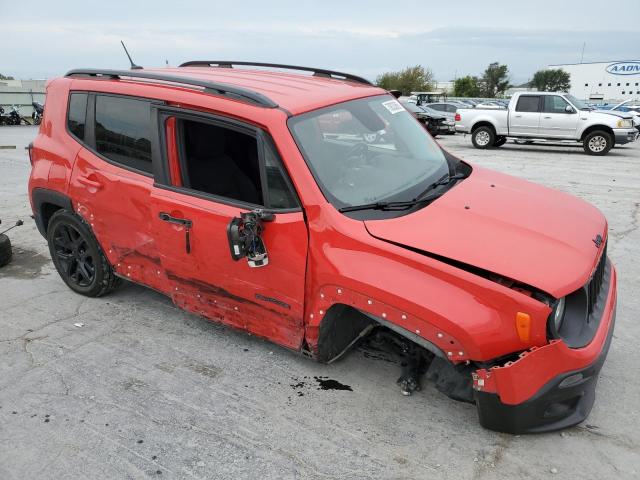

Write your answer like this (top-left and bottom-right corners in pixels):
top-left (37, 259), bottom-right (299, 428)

top-left (1, 0), bottom-right (638, 85)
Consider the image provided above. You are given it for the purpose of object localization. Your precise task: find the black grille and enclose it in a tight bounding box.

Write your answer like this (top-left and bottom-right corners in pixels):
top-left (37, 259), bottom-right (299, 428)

top-left (587, 242), bottom-right (607, 315)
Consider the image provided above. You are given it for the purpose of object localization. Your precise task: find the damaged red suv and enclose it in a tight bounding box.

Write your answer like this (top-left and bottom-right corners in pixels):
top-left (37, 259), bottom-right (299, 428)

top-left (28, 62), bottom-right (616, 433)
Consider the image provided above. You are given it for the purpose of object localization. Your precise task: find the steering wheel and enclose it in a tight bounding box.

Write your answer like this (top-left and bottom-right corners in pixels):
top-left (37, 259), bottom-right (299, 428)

top-left (345, 142), bottom-right (369, 167)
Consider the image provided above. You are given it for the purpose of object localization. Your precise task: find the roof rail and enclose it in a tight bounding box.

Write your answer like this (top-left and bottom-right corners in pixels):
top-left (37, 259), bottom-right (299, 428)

top-left (178, 61), bottom-right (373, 86)
top-left (64, 69), bottom-right (278, 108)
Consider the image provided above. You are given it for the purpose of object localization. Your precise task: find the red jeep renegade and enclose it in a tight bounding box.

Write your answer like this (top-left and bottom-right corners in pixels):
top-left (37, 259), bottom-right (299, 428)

top-left (28, 62), bottom-right (616, 433)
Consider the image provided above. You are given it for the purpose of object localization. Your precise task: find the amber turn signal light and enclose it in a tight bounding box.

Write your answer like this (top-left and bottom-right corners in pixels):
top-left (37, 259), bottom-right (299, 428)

top-left (515, 312), bottom-right (531, 342)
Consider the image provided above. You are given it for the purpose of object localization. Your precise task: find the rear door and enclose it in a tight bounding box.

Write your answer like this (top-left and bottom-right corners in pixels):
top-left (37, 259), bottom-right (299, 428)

top-left (538, 95), bottom-right (580, 138)
top-left (150, 108), bottom-right (308, 350)
top-left (509, 95), bottom-right (541, 136)
top-left (68, 92), bottom-right (168, 293)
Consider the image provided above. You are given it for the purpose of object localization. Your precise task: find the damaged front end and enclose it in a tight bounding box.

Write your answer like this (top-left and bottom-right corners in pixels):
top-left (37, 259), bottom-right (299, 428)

top-left (472, 258), bottom-right (617, 434)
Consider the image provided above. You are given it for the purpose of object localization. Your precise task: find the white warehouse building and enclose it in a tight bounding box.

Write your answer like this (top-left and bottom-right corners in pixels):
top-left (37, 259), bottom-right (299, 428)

top-left (549, 60), bottom-right (640, 102)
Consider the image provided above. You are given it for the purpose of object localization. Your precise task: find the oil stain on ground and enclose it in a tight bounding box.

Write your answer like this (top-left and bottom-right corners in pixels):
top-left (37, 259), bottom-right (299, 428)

top-left (288, 376), bottom-right (353, 399)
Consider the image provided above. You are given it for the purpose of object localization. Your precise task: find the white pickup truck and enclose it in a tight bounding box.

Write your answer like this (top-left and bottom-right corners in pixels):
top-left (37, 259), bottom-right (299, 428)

top-left (455, 91), bottom-right (638, 155)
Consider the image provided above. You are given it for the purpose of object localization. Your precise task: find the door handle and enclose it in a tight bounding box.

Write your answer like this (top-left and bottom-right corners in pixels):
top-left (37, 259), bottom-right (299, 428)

top-left (159, 212), bottom-right (193, 254)
top-left (159, 212), bottom-right (192, 227)
top-left (514, 115), bottom-right (522, 118)
top-left (77, 175), bottom-right (103, 189)
top-left (543, 116), bottom-right (552, 119)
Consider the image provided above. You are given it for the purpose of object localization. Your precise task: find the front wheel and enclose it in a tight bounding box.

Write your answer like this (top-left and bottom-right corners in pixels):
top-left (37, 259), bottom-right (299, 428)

top-left (47, 210), bottom-right (120, 297)
top-left (471, 127), bottom-right (495, 149)
top-left (583, 131), bottom-right (613, 155)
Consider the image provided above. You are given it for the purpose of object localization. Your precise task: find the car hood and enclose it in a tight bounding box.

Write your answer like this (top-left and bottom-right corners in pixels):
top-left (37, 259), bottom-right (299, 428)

top-left (592, 109), bottom-right (633, 120)
top-left (364, 166), bottom-right (607, 297)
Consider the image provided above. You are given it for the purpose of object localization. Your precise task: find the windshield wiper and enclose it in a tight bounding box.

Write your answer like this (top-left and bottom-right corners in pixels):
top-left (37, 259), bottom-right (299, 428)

top-left (338, 173), bottom-right (468, 213)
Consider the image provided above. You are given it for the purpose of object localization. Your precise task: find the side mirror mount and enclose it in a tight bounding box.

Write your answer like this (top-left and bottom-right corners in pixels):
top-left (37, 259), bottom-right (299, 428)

top-left (565, 105), bottom-right (575, 114)
top-left (227, 209), bottom-right (274, 268)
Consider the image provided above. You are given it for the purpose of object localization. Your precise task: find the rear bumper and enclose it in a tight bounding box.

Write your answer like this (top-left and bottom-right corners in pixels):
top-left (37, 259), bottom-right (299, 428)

top-left (613, 128), bottom-right (639, 145)
top-left (473, 263), bottom-right (617, 434)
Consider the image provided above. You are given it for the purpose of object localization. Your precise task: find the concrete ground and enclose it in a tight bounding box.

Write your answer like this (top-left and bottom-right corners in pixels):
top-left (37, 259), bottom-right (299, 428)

top-left (1, 125), bottom-right (638, 480)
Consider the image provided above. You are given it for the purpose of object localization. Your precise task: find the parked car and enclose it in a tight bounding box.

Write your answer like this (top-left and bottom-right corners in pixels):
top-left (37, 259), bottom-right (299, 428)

top-left (456, 91), bottom-right (638, 154)
top-left (398, 98), bottom-right (449, 136)
top-left (601, 100), bottom-right (640, 132)
top-left (425, 102), bottom-right (459, 114)
top-left (29, 62), bottom-right (616, 434)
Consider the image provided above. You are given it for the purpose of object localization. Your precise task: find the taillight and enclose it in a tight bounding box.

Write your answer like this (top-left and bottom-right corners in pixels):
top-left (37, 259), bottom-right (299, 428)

top-left (455, 113), bottom-right (461, 122)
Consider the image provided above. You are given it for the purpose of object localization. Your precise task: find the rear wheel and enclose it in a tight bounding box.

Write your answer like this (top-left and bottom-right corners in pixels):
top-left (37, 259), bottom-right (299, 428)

top-left (493, 136), bottom-right (507, 147)
top-left (47, 210), bottom-right (120, 297)
top-left (472, 127), bottom-right (495, 149)
top-left (583, 131), bottom-right (613, 155)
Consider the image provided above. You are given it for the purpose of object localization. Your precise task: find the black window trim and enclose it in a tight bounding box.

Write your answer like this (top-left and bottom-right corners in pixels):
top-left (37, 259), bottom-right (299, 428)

top-left (515, 95), bottom-right (542, 113)
top-left (65, 90), bottom-right (89, 144)
top-left (154, 105), bottom-right (302, 213)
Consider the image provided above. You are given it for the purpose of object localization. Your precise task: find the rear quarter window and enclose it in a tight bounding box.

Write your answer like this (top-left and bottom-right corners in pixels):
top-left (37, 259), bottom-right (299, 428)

top-left (515, 96), bottom-right (540, 113)
top-left (95, 95), bottom-right (153, 174)
top-left (67, 93), bottom-right (88, 140)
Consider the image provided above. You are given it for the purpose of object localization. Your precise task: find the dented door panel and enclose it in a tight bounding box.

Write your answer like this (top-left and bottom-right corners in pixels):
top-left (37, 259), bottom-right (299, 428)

top-left (150, 188), bottom-right (308, 350)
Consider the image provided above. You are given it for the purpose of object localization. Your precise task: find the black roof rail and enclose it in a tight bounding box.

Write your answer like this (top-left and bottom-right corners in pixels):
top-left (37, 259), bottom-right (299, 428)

top-left (178, 61), bottom-right (373, 86)
top-left (64, 69), bottom-right (278, 108)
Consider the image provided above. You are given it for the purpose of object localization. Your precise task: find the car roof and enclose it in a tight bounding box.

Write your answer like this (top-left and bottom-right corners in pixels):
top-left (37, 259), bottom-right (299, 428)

top-left (131, 66), bottom-right (386, 115)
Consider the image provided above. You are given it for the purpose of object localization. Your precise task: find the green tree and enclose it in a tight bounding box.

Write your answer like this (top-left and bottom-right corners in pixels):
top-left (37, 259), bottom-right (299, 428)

top-left (0, 73), bottom-right (15, 80)
top-left (375, 66), bottom-right (435, 96)
top-left (481, 62), bottom-right (510, 97)
top-left (531, 68), bottom-right (571, 92)
top-left (453, 75), bottom-right (481, 97)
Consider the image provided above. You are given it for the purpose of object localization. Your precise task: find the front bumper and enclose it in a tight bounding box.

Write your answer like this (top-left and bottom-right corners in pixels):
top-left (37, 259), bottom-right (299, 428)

top-left (473, 262), bottom-right (617, 434)
top-left (613, 128), bottom-right (639, 145)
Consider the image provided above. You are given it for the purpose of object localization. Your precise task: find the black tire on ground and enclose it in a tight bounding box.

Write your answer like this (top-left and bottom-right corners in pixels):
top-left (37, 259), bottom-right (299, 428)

top-left (471, 126), bottom-right (495, 149)
top-left (493, 136), bottom-right (507, 147)
top-left (583, 130), bottom-right (613, 156)
top-left (46, 210), bottom-right (120, 297)
top-left (0, 234), bottom-right (12, 267)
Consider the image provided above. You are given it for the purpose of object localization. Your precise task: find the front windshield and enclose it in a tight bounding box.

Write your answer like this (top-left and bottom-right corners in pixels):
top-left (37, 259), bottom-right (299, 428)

top-left (288, 95), bottom-right (449, 208)
top-left (566, 94), bottom-right (590, 110)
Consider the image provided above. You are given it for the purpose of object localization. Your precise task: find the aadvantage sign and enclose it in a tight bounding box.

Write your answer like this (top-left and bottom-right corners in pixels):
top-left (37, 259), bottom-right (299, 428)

top-left (606, 62), bottom-right (640, 75)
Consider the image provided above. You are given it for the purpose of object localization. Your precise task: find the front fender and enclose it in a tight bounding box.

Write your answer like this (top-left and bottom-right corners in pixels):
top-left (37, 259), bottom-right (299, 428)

top-left (303, 207), bottom-right (551, 363)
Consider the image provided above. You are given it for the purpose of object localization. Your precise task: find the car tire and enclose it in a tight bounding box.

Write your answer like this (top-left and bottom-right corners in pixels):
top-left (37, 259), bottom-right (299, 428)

top-left (493, 136), bottom-right (507, 147)
top-left (472, 127), bottom-right (495, 149)
top-left (47, 210), bottom-right (120, 297)
top-left (0, 234), bottom-right (12, 268)
top-left (583, 131), bottom-right (613, 156)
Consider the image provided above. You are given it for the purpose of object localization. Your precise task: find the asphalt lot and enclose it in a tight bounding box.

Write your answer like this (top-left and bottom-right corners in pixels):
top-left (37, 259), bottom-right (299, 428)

top-left (1, 125), bottom-right (639, 479)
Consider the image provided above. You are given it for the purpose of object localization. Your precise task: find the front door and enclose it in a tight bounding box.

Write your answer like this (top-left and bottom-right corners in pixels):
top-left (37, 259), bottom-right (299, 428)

top-left (538, 95), bottom-right (580, 138)
top-left (150, 110), bottom-right (308, 350)
top-left (510, 95), bottom-right (541, 136)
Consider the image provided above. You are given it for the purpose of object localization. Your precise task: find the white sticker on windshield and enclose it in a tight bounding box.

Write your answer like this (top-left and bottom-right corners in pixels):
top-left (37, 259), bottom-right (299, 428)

top-left (382, 99), bottom-right (404, 115)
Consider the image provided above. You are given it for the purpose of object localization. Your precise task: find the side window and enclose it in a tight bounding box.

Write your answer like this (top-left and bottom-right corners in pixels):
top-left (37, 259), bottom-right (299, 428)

top-left (431, 104), bottom-right (445, 111)
top-left (264, 144), bottom-right (298, 209)
top-left (171, 118), bottom-right (298, 209)
top-left (515, 96), bottom-right (540, 113)
top-left (67, 93), bottom-right (88, 140)
top-left (446, 105), bottom-right (458, 113)
top-left (543, 96), bottom-right (570, 114)
top-left (178, 119), bottom-right (264, 205)
top-left (95, 95), bottom-right (153, 173)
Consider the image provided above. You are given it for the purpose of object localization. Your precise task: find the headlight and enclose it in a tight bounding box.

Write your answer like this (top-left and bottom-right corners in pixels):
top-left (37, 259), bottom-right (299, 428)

top-left (550, 297), bottom-right (566, 335)
top-left (617, 119), bottom-right (633, 128)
